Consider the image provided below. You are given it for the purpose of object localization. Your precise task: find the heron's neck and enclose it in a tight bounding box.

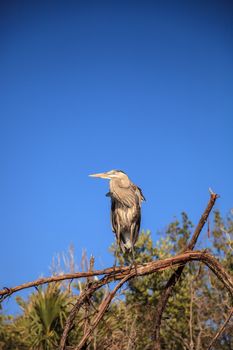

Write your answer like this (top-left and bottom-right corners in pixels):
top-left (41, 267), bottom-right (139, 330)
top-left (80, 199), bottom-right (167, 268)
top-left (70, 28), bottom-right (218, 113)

top-left (110, 177), bottom-right (130, 190)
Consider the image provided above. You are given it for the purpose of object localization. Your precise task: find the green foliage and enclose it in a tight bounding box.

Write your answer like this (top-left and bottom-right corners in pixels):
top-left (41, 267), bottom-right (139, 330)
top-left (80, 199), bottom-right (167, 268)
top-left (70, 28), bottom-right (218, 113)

top-left (166, 212), bottom-right (193, 252)
top-left (0, 284), bottom-right (71, 350)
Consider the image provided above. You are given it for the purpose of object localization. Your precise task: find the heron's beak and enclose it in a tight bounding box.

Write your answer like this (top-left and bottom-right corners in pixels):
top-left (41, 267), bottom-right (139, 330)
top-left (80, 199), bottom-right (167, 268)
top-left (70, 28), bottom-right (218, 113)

top-left (89, 172), bottom-right (110, 179)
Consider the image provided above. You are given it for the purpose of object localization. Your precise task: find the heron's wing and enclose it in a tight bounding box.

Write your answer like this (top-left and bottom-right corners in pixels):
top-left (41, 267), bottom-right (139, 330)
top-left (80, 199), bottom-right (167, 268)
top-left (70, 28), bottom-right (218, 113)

top-left (110, 183), bottom-right (138, 207)
top-left (111, 199), bottom-right (141, 249)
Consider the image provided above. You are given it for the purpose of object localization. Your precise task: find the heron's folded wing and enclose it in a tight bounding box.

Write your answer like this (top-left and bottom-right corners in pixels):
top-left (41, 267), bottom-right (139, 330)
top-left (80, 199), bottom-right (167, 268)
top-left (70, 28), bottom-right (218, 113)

top-left (110, 184), bottom-right (139, 208)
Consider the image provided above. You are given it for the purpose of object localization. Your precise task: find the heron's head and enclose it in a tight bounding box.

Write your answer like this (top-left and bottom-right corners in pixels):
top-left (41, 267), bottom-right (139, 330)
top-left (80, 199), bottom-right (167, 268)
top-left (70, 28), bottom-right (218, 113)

top-left (89, 170), bottom-right (128, 180)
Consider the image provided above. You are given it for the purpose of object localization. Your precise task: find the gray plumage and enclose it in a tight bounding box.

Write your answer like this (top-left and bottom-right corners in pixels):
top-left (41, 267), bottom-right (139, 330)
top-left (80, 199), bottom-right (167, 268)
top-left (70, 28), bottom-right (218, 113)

top-left (89, 170), bottom-right (145, 253)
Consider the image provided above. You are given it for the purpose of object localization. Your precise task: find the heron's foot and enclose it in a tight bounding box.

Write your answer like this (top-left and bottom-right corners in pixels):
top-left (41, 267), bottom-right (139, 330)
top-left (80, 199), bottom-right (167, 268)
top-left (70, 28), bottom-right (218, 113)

top-left (112, 257), bottom-right (117, 272)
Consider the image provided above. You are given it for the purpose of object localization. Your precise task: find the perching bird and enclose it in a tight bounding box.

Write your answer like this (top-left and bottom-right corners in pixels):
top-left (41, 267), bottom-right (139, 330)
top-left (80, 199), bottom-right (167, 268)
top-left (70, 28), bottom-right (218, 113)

top-left (89, 170), bottom-right (145, 256)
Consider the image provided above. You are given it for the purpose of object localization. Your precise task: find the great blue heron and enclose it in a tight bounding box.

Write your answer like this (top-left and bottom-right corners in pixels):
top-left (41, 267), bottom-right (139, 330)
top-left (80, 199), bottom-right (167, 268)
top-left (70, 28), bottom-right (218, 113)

top-left (89, 170), bottom-right (145, 257)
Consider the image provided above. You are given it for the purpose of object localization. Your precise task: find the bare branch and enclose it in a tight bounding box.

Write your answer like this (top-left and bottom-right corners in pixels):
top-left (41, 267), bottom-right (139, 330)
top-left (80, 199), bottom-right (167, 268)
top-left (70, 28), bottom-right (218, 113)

top-left (187, 192), bottom-right (219, 250)
top-left (153, 192), bottom-right (219, 350)
top-left (0, 266), bottom-right (126, 301)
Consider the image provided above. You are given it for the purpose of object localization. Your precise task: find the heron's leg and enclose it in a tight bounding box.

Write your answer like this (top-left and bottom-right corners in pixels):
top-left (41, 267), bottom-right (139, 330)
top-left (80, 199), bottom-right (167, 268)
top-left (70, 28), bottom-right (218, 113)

top-left (113, 232), bottom-right (121, 270)
top-left (129, 227), bottom-right (137, 274)
top-left (131, 246), bottom-right (138, 274)
top-left (113, 246), bottom-right (119, 270)
top-left (113, 242), bottom-right (118, 270)
top-left (129, 227), bottom-right (134, 264)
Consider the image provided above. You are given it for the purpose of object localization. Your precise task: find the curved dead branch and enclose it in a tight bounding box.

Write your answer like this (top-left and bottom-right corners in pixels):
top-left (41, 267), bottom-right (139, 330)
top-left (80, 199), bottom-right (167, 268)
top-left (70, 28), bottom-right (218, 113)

top-left (1, 251), bottom-right (232, 303)
top-left (153, 191), bottom-right (219, 350)
top-left (1, 251), bottom-right (232, 299)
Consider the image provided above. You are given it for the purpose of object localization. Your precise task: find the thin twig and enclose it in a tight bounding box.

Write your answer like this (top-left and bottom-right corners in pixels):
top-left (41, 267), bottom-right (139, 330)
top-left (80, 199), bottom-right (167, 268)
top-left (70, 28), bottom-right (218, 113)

top-left (74, 273), bottom-right (133, 350)
top-left (59, 275), bottom-right (112, 350)
top-left (189, 281), bottom-right (194, 350)
top-left (207, 307), bottom-right (233, 350)
top-left (83, 256), bottom-right (95, 340)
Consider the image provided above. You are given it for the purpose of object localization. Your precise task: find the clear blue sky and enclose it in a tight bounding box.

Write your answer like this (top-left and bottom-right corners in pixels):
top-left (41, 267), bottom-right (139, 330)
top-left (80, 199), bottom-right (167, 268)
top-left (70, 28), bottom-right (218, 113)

top-left (0, 1), bottom-right (233, 313)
